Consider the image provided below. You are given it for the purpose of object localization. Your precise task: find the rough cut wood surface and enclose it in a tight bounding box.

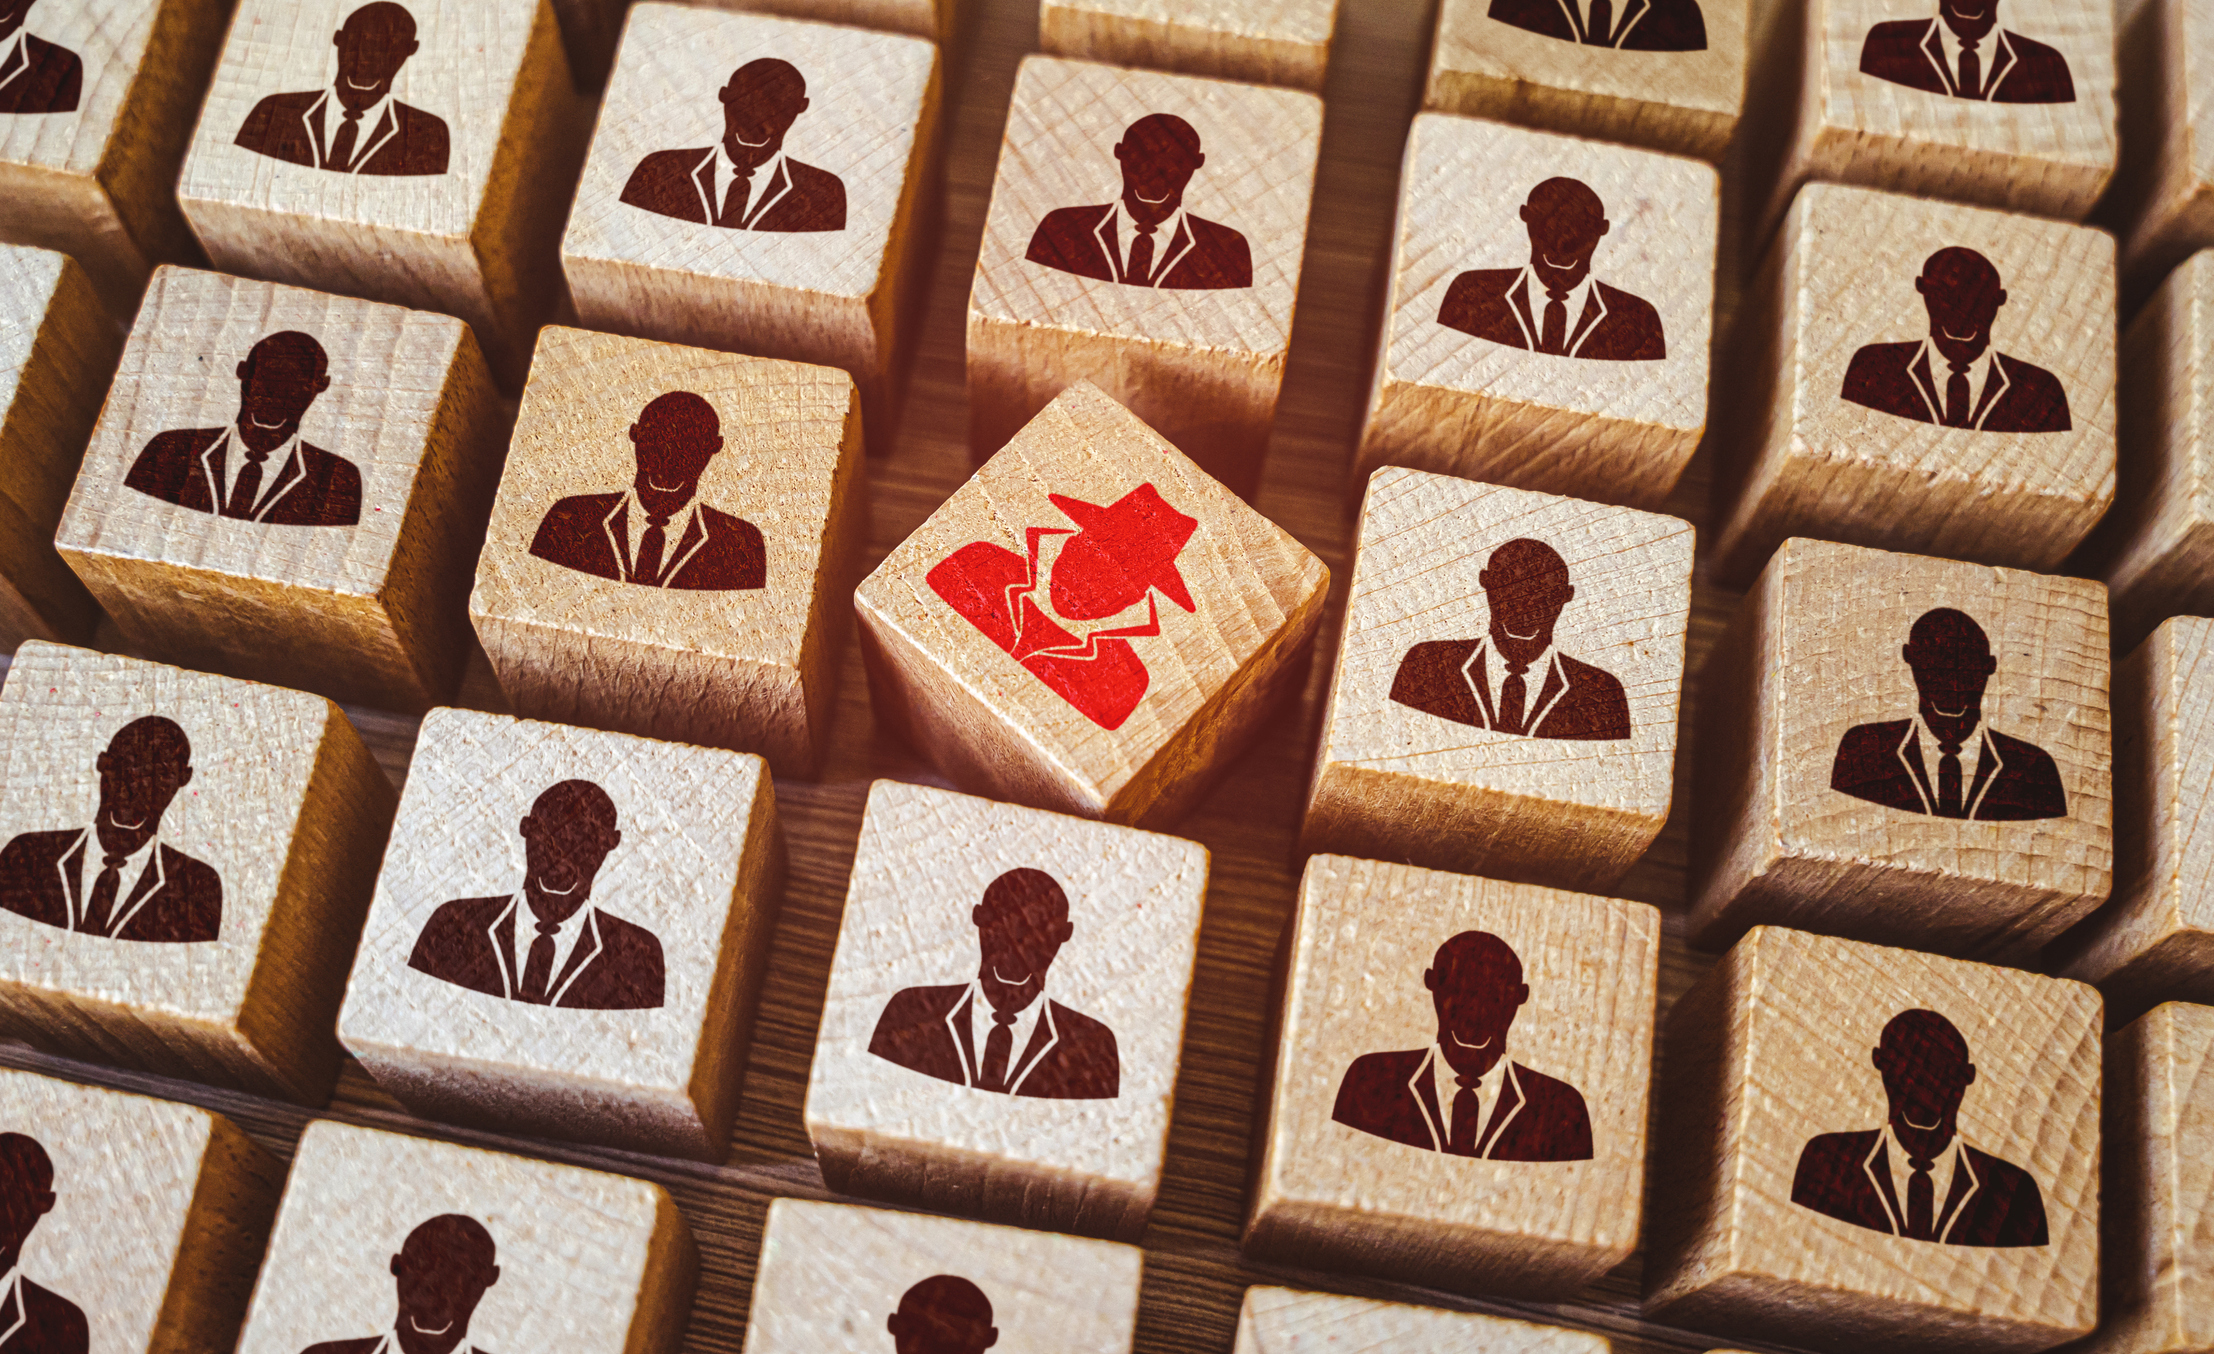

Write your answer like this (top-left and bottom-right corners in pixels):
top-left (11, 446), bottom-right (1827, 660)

top-left (1036, 0), bottom-right (1340, 91)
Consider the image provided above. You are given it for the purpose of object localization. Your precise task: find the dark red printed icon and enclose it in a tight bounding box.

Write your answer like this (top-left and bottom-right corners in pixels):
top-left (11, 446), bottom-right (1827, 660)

top-left (529, 391), bottom-right (767, 591)
top-left (1439, 178), bottom-right (1665, 362)
top-left (1332, 931), bottom-right (1592, 1161)
top-left (1025, 114), bottom-right (1253, 291)
top-left (1792, 1009), bottom-right (2049, 1247)
top-left (888, 1275), bottom-right (998, 1354)
top-left (235, 2), bottom-right (451, 176)
top-left (0, 717), bottom-right (222, 945)
top-left (868, 868), bottom-right (1121, 1100)
top-left (301, 1214), bottom-right (501, 1354)
top-left (1860, 0), bottom-right (2074, 103)
top-left (408, 780), bottom-right (666, 1010)
top-left (927, 483), bottom-right (1196, 730)
top-left (0, 1134), bottom-right (87, 1354)
top-left (1841, 247), bottom-right (2071, 433)
top-left (123, 331), bottom-right (364, 527)
top-left (621, 58), bottom-right (847, 233)
top-left (1831, 607), bottom-right (2067, 821)
top-left (1488, 0), bottom-right (1705, 50)
top-left (0, 0), bottom-right (80, 115)
top-left (1390, 537), bottom-right (1631, 740)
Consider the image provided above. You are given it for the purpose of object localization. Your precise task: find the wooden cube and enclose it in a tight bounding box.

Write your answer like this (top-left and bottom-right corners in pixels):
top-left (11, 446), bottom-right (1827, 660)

top-left (1712, 184), bottom-right (2116, 582)
top-left (1691, 538), bottom-right (2112, 961)
top-left (742, 1199), bottom-right (1142, 1354)
top-left (561, 5), bottom-right (940, 452)
top-left (1644, 926), bottom-right (2101, 1353)
top-left (854, 382), bottom-right (1328, 827)
top-left (685, 0), bottom-right (957, 42)
top-left (1245, 854), bottom-right (1662, 1298)
top-left (1353, 114), bottom-right (1718, 511)
top-left (804, 779), bottom-right (1206, 1240)
top-left (236, 1120), bottom-right (697, 1354)
top-left (2106, 0), bottom-right (2212, 295)
top-left (469, 325), bottom-right (863, 776)
top-left (0, 641), bottom-right (397, 1102)
top-left (174, 0), bottom-right (593, 386)
top-left (1232, 1286), bottom-right (1611, 1352)
top-left (1303, 469), bottom-right (1694, 892)
top-left (1037, 0), bottom-right (1339, 90)
top-left (54, 266), bottom-right (505, 713)
top-left (967, 56), bottom-right (1321, 494)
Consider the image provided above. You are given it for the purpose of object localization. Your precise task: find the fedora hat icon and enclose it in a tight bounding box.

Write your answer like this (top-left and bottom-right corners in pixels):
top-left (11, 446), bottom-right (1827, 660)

top-left (1045, 483), bottom-right (1198, 622)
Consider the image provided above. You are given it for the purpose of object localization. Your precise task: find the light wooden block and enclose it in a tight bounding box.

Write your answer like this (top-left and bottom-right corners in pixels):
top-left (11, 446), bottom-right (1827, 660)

top-left (1303, 469), bottom-right (1694, 892)
top-left (805, 779), bottom-right (1206, 1240)
top-left (1712, 183), bottom-right (2116, 582)
top-left (339, 708), bottom-right (784, 1161)
top-left (684, 0), bottom-right (957, 43)
top-left (741, 1199), bottom-right (1142, 1354)
top-left (175, 0), bottom-right (593, 387)
top-left (854, 381), bottom-right (1329, 827)
top-left (1643, 925), bottom-right (2100, 1353)
top-left (53, 267), bottom-right (504, 712)
top-left (1245, 854), bottom-right (1661, 1298)
top-left (2106, 0), bottom-right (2212, 295)
top-left (0, 641), bottom-right (397, 1102)
top-left (967, 56), bottom-right (1321, 494)
top-left (0, 0), bottom-right (229, 314)
top-left (1232, 1286), bottom-right (1612, 1353)
top-left (1353, 114), bottom-right (1717, 511)
top-left (469, 325), bottom-right (863, 777)
top-left (237, 1120), bottom-right (697, 1354)
top-left (1037, 0), bottom-right (1339, 91)
top-left (1691, 538), bottom-right (2112, 961)
top-left (561, 5), bottom-right (940, 452)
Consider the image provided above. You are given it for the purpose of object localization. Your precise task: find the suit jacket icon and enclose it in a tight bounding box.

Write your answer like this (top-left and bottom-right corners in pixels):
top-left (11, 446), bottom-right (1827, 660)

top-left (123, 428), bottom-right (363, 527)
top-left (528, 492), bottom-right (767, 591)
top-left (620, 149), bottom-right (846, 231)
top-left (927, 540), bottom-right (1160, 731)
top-left (1859, 20), bottom-right (2075, 102)
top-left (234, 90), bottom-right (451, 175)
top-left (868, 983), bottom-right (1121, 1099)
top-left (1840, 342), bottom-right (2071, 433)
top-left (302, 1340), bottom-right (490, 1354)
top-left (0, 1272), bottom-right (89, 1354)
top-left (407, 895), bottom-right (666, 1010)
top-left (0, 34), bottom-right (81, 115)
top-left (1390, 638), bottom-right (1631, 740)
top-left (1792, 1128), bottom-right (2049, 1246)
top-left (1831, 720), bottom-right (2067, 821)
top-left (1486, 0), bottom-right (1707, 49)
top-left (1331, 1050), bottom-right (1594, 1161)
top-left (0, 829), bottom-right (221, 944)
top-left (1025, 205), bottom-right (1255, 290)
top-left (1438, 269), bottom-right (1666, 361)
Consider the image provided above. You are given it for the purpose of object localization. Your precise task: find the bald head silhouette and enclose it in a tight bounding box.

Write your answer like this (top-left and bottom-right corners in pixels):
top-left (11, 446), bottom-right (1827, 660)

top-left (1521, 177), bottom-right (1610, 294)
top-left (720, 58), bottom-right (810, 175)
top-left (0, 0), bottom-right (39, 41)
top-left (388, 1214), bottom-right (499, 1354)
top-left (888, 1275), bottom-right (998, 1354)
top-left (628, 391), bottom-right (724, 522)
top-left (972, 868), bottom-right (1072, 1021)
top-left (1872, 1008), bottom-right (1977, 1159)
top-left (93, 716), bottom-right (194, 863)
top-left (332, 3), bottom-right (420, 115)
top-left (234, 331), bottom-right (332, 456)
top-left (1114, 113), bottom-right (1206, 231)
top-left (1903, 606), bottom-right (1997, 743)
top-left (1426, 931), bottom-right (1530, 1082)
top-left (0, 1134), bottom-right (55, 1270)
top-left (1916, 247), bottom-right (2008, 369)
top-left (518, 779), bottom-right (621, 929)
top-left (1937, 0), bottom-right (2001, 44)
top-left (1480, 537), bottom-right (1575, 669)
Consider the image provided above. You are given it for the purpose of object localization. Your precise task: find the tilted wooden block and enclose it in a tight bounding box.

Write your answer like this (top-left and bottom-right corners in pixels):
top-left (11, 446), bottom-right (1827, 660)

top-left (1245, 855), bottom-right (1661, 1298)
top-left (1691, 538), bottom-right (2112, 961)
top-left (2105, 0), bottom-right (2211, 296)
top-left (1644, 925), bottom-right (2101, 1353)
top-left (1712, 184), bottom-right (2116, 582)
top-left (968, 56), bottom-right (1321, 494)
top-left (1353, 114), bottom-right (1717, 510)
top-left (237, 1120), bottom-right (698, 1354)
top-left (469, 325), bottom-right (863, 776)
top-left (1232, 1285), bottom-right (1611, 1353)
top-left (742, 1199), bottom-right (1142, 1354)
top-left (0, 641), bottom-right (396, 1102)
top-left (1037, 0), bottom-right (1339, 91)
top-left (1304, 469), bottom-right (1694, 892)
top-left (54, 267), bottom-right (505, 712)
top-left (685, 0), bottom-right (957, 42)
top-left (561, 5), bottom-right (940, 452)
top-left (804, 779), bottom-right (1206, 1240)
top-left (855, 382), bottom-right (1329, 827)
top-left (175, 0), bottom-right (593, 386)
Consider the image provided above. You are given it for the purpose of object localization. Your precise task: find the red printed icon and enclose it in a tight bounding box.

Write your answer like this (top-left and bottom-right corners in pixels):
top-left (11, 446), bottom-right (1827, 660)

top-left (926, 483), bottom-right (1198, 730)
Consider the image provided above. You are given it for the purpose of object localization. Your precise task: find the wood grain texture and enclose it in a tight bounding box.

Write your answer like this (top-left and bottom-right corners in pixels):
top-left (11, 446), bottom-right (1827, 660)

top-left (1037, 0), bottom-right (1340, 91)
top-left (1233, 1285), bottom-right (1614, 1352)
top-left (687, 0), bottom-right (959, 43)
top-left (2103, 0), bottom-right (2212, 299)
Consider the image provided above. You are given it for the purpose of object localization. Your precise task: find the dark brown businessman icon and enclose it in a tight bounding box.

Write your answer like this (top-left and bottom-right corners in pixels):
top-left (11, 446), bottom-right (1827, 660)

top-left (0, 0), bottom-right (81, 116)
top-left (235, 2), bottom-right (451, 176)
top-left (868, 868), bottom-right (1121, 1100)
top-left (621, 58), bottom-right (846, 232)
top-left (1860, 0), bottom-right (2075, 103)
top-left (1841, 248), bottom-right (2071, 432)
top-left (0, 1135), bottom-right (87, 1354)
top-left (1390, 537), bottom-right (1631, 740)
top-left (1332, 931), bottom-right (1593, 1161)
top-left (888, 1276), bottom-right (998, 1354)
top-left (301, 1214), bottom-right (501, 1354)
top-left (407, 779), bottom-right (666, 1010)
top-left (0, 717), bottom-right (222, 944)
top-left (1792, 1009), bottom-right (2049, 1247)
top-left (1440, 178), bottom-right (1665, 361)
top-left (1026, 113), bottom-right (1253, 291)
top-left (529, 391), bottom-right (768, 591)
top-left (1831, 607), bottom-right (2067, 821)
top-left (123, 331), bottom-right (364, 527)
top-left (1488, 0), bottom-right (1705, 50)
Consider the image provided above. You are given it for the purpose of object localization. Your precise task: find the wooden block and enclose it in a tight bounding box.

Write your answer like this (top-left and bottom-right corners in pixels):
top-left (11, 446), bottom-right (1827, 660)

top-left (339, 707), bottom-right (785, 1161)
top-left (54, 266), bottom-right (506, 713)
top-left (0, 0), bottom-right (229, 314)
top-left (0, 641), bottom-right (397, 1102)
top-left (1232, 1285), bottom-right (1612, 1352)
top-left (804, 778), bottom-right (1207, 1240)
top-left (1352, 114), bottom-right (1717, 511)
top-left (741, 1198), bottom-right (1142, 1354)
top-left (967, 56), bottom-right (1322, 495)
top-left (561, 5), bottom-right (940, 452)
top-left (1244, 854), bottom-right (1661, 1298)
top-left (2104, 0), bottom-right (2212, 297)
top-left (1037, 0), bottom-right (1339, 91)
top-left (468, 325), bottom-right (863, 776)
top-left (1691, 537), bottom-right (2112, 962)
top-left (1303, 468), bottom-right (1694, 893)
top-left (236, 1119), bottom-right (698, 1354)
top-left (1712, 183), bottom-right (2116, 582)
top-left (1643, 925), bottom-right (2101, 1353)
top-left (854, 382), bottom-right (1329, 827)
top-left (685, 0), bottom-right (957, 43)
top-left (174, 0), bottom-right (594, 387)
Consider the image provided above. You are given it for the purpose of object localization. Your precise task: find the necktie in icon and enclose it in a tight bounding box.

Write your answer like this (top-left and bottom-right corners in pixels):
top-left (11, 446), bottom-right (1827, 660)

top-left (327, 107), bottom-right (365, 171)
top-left (1585, 0), bottom-right (1615, 44)
top-left (978, 1010), bottom-right (1017, 1092)
top-left (632, 511), bottom-right (672, 586)
top-left (1497, 659), bottom-right (1532, 735)
top-left (1957, 37), bottom-right (1983, 99)
top-left (1126, 222), bottom-right (1159, 286)
top-left (518, 919), bottom-right (560, 1004)
top-left (1539, 286), bottom-right (1571, 354)
top-left (0, 42), bottom-right (26, 92)
top-left (1937, 737), bottom-right (1966, 818)
top-left (1448, 1075), bottom-right (1484, 1155)
top-left (1905, 1153), bottom-right (1937, 1239)
top-left (1944, 361), bottom-right (1973, 428)
top-left (226, 448), bottom-right (271, 520)
top-left (719, 167), bottom-right (755, 228)
top-left (79, 852), bottom-right (129, 936)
